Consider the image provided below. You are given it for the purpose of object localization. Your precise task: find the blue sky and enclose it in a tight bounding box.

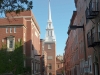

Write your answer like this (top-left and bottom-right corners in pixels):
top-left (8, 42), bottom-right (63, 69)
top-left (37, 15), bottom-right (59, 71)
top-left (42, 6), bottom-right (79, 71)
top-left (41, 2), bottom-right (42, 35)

top-left (32, 0), bottom-right (76, 56)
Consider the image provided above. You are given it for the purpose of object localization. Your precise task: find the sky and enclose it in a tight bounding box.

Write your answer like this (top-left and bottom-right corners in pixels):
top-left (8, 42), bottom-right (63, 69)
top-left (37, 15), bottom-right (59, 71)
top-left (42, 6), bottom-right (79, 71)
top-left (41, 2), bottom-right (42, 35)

top-left (32, 0), bottom-right (76, 56)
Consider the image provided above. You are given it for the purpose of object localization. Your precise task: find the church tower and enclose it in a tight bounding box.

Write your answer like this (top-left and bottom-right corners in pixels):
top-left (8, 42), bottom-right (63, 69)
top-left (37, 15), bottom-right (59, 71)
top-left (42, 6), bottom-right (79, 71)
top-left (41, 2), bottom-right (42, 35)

top-left (44, 0), bottom-right (56, 75)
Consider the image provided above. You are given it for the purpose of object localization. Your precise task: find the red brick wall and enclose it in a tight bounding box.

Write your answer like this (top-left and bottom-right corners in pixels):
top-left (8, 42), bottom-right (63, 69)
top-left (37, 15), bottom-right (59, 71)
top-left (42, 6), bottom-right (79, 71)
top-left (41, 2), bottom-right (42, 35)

top-left (44, 42), bottom-right (56, 75)
top-left (0, 11), bottom-right (41, 74)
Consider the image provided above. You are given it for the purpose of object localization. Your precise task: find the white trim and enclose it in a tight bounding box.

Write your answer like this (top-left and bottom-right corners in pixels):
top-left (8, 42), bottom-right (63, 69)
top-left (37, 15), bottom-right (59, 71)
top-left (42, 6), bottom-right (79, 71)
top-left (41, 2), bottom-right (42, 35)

top-left (2, 39), bottom-right (4, 42)
top-left (10, 27), bottom-right (12, 33)
top-left (6, 27), bottom-right (8, 33)
top-left (47, 56), bottom-right (53, 60)
top-left (7, 37), bottom-right (15, 51)
top-left (14, 27), bottom-right (16, 33)
top-left (35, 31), bottom-right (38, 37)
top-left (31, 19), bottom-right (40, 35)
top-left (6, 16), bottom-right (32, 19)
top-left (48, 44), bottom-right (51, 49)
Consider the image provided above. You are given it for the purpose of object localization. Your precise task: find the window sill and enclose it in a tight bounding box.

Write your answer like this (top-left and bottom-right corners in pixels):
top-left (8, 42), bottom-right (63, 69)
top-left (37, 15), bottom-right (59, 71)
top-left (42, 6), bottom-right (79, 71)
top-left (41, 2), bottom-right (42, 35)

top-left (48, 48), bottom-right (51, 49)
top-left (7, 48), bottom-right (14, 51)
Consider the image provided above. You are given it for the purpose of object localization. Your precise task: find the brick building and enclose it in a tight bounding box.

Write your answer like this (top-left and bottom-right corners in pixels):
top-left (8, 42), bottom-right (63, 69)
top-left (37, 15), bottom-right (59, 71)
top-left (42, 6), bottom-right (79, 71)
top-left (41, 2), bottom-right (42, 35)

top-left (0, 10), bottom-right (41, 75)
top-left (40, 39), bottom-right (47, 75)
top-left (56, 55), bottom-right (64, 75)
top-left (64, 0), bottom-right (100, 75)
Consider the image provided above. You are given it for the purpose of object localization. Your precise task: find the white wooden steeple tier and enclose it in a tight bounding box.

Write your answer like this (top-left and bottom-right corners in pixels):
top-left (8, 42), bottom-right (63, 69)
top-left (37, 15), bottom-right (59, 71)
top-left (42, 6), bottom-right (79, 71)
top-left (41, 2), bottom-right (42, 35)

top-left (45, 0), bottom-right (56, 42)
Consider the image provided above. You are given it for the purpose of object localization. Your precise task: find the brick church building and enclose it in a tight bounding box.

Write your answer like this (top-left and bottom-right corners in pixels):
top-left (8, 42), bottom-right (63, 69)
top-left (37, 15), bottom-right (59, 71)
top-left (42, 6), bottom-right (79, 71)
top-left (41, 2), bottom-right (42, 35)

top-left (40, 1), bottom-right (56, 75)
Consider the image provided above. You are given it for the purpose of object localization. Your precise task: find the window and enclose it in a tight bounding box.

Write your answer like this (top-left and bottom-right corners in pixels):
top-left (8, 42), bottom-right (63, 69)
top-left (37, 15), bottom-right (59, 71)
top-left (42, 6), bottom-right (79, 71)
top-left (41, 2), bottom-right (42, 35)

top-left (6, 27), bottom-right (8, 33)
top-left (58, 64), bottom-right (59, 68)
top-left (91, 27), bottom-right (95, 42)
top-left (48, 31), bottom-right (49, 36)
top-left (49, 31), bottom-right (51, 36)
top-left (49, 24), bottom-right (51, 27)
top-left (80, 60), bottom-right (85, 74)
top-left (24, 33), bottom-right (26, 41)
top-left (49, 73), bottom-right (52, 75)
top-left (98, 24), bottom-right (100, 40)
top-left (7, 36), bottom-right (15, 51)
top-left (47, 56), bottom-right (53, 60)
top-left (48, 44), bottom-right (51, 49)
top-left (87, 31), bottom-right (91, 46)
top-left (51, 31), bottom-right (52, 36)
top-left (10, 27), bottom-right (12, 33)
top-left (48, 64), bottom-right (52, 70)
top-left (88, 56), bottom-right (92, 73)
top-left (9, 40), bottom-right (13, 48)
top-left (14, 27), bottom-right (16, 33)
top-left (86, 8), bottom-right (89, 24)
top-left (2, 39), bottom-right (4, 42)
top-left (35, 31), bottom-right (38, 37)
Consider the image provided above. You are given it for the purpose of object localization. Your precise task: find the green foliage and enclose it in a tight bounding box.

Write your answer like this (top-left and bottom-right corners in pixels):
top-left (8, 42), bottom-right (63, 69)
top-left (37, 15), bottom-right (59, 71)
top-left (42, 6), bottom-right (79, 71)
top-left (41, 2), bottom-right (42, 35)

top-left (0, 0), bottom-right (33, 14)
top-left (0, 40), bottom-right (25, 75)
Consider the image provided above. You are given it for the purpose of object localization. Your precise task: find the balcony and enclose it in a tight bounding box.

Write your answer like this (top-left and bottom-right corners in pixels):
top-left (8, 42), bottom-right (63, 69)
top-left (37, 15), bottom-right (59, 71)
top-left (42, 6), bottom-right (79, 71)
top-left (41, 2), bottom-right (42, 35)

top-left (86, 0), bottom-right (99, 19)
top-left (87, 32), bottom-right (100, 47)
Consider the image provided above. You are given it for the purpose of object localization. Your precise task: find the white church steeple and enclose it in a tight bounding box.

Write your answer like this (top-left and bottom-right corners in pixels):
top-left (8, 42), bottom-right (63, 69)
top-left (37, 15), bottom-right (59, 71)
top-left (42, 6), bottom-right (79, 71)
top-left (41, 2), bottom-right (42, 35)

top-left (45, 0), bottom-right (56, 42)
top-left (48, 0), bottom-right (52, 22)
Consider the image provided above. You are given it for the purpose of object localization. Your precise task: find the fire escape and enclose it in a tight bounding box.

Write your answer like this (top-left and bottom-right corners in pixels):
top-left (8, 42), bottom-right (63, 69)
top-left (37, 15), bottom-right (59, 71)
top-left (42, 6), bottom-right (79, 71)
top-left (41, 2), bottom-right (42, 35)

top-left (86, 0), bottom-right (99, 19)
top-left (86, 0), bottom-right (100, 47)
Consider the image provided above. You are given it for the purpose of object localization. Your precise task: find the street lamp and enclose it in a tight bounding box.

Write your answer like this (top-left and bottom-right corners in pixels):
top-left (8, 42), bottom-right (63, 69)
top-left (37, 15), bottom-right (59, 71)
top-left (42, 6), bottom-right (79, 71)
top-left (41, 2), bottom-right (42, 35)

top-left (68, 25), bottom-right (88, 73)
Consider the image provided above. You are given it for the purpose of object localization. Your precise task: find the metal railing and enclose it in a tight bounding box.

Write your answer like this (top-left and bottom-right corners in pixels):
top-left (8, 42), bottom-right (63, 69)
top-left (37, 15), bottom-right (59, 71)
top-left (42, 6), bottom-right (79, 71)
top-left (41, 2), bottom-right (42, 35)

top-left (87, 32), bottom-right (100, 47)
top-left (86, 0), bottom-right (99, 19)
top-left (89, 0), bottom-right (99, 12)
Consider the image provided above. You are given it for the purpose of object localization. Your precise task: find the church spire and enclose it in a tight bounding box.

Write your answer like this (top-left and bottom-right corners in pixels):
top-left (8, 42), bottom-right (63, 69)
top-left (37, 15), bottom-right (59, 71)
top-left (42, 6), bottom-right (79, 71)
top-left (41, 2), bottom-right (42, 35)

top-left (48, 0), bottom-right (52, 22)
top-left (45, 0), bottom-right (56, 42)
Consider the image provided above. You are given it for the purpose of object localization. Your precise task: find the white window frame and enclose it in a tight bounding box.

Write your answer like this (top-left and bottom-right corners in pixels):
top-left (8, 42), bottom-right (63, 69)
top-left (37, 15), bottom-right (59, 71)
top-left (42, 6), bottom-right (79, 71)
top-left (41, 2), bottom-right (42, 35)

top-left (48, 63), bottom-right (52, 70)
top-left (24, 33), bottom-right (26, 41)
top-left (7, 36), bottom-right (15, 51)
top-left (48, 44), bottom-right (51, 49)
top-left (6, 27), bottom-right (8, 33)
top-left (10, 27), bottom-right (12, 33)
top-left (47, 56), bottom-right (53, 60)
top-left (35, 31), bottom-right (38, 37)
top-left (14, 27), bottom-right (16, 33)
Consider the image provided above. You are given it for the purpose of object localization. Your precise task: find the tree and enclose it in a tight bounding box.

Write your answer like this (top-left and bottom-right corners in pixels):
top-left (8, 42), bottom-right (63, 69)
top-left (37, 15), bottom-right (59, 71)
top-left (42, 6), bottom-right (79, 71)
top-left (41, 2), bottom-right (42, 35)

top-left (0, 41), bottom-right (26, 75)
top-left (0, 0), bottom-right (33, 14)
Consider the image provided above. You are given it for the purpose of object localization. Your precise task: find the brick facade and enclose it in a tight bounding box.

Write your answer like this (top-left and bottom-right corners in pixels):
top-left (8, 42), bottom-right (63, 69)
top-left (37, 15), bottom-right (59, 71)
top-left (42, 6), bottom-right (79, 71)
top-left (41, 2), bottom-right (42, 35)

top-left (56, 55), bottom-right (64, 75)
top-left (44, 42), bottom-right (56, 75)
top-left (64, 0), bottom-right (100, 75)
top-left (0, 10), bottom-right (41, 75)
